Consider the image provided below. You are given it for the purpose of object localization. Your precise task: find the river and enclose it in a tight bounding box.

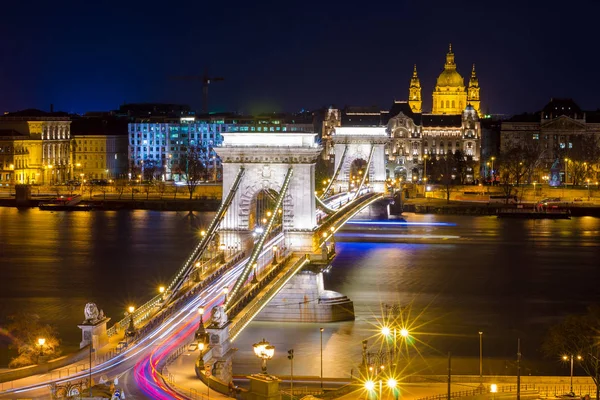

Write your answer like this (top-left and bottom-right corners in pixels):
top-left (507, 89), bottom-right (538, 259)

top-left (1, 208), bottom-right (599, 377)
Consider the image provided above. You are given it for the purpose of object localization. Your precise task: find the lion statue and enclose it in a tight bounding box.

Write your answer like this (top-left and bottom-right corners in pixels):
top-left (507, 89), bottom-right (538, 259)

top-left (210, 306), bottom-right (228, 327)
top-left (84, 303), bottom-right (100, 324)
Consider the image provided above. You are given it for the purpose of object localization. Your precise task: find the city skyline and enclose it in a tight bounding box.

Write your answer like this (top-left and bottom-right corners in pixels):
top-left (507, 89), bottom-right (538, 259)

top-left (2, 0), bottom-right (600, 116)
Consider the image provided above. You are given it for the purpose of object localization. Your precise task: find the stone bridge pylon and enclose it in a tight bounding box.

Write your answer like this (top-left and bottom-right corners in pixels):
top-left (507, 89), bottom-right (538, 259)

top-left (216, 132), bottom-right (323, 252)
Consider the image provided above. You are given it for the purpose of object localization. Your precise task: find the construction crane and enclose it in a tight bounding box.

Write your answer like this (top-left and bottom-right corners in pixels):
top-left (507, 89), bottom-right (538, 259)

top-left (170, 69), bottom-right (224, 114)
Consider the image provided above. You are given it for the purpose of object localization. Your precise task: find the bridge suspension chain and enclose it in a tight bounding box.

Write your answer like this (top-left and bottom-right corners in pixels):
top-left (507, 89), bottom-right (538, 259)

top-left (225, 166), bottom-right (294, 311)
top-left (321, 144), bottom-right (348, 199)
top-left (164, 166), bottom-right (246, 302)
top-left (314, 194), bottom-right (336, 214)
top-left (352, 145), bottom-right (375, 201)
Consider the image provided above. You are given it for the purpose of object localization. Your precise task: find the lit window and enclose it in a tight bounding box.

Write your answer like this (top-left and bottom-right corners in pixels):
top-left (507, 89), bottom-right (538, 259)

top-left (533, 134), bottom-right (539, 140)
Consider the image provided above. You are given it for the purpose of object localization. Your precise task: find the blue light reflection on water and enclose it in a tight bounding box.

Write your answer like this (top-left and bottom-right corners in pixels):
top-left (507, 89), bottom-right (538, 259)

top-left (346, 220), bottom-right (457, 227)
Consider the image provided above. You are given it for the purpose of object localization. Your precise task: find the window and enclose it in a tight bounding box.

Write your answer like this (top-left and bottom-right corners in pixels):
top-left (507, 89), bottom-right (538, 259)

top-left (452, 100), bottom-right (455, 109)
top-left (533, 133), bottom-right (539, 140)
top-left (560, 143), bottom-right (566, 149)
top-left (446, 100), bottom-right (450, 108)
top-left (568, 142), bottom-right (573, 149)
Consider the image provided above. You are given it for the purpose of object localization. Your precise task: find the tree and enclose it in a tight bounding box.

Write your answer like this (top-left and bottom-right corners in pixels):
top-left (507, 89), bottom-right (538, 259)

top-left (453, 150), bottom-right (468, 184)
top-left (6, 314), bottom-right (61, 367)
top-left (542, 306), bottom-right (600, 394)
top-left (435, 154), bottom-right (457, 203)
top-left (176, 147), bottom-right (207, 200)
top-left (498, 146), bottom-right (529, 203)
top-left (115, 179), bottom-right (127, 199)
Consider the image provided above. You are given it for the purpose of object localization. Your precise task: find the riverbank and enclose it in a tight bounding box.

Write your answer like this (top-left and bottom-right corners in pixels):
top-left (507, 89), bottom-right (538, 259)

top-left (400, 199), bottom-right (600, 217)
top-left (0, 197), bottom-right (221, 212)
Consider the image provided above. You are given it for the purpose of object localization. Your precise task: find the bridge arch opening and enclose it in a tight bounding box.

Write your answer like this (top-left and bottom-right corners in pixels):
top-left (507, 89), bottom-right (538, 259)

top-left (248, 188), bottom-right (282, 233)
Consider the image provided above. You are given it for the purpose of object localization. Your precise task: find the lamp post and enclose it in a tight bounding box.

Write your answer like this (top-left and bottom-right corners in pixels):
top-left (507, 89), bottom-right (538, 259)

top-left (126, 306), bottom-right (135, 337)
top-left (490, 156), bottom-right (496, 184)
top-left (563, 354), bottom-right (582, 394)
top-left (222, 286), bottom-right (229, 303)
top-left (479, 331), bottom-right (483, 382)
top-left (251, 263), bottom-right (259, 284)
top-left (423, 155), bottom-right (429, 187)
top-left (288, 349), bottom-right (294, 395)
top-left (320, 327), bottom-right (324, 389)
top-left (252, 338), bottom-right (275, 374)
top-left (37, 337), bottom-right (46, 364)
top-left (564, 158), bottom-right (570, 186)
top-left (195, 306), bottom-right (206, 342)
top-left (387, 378), bottom-right (399, 400)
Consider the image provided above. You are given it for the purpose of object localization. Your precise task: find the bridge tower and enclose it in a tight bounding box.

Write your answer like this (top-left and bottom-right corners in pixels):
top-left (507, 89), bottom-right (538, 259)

top-left (216, 132), bottom-right (322, 252)
top-left (330, 127), bottom-right (389, 193)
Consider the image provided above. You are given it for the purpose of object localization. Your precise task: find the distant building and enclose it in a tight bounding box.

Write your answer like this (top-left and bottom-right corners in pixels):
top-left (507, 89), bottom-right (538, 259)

top-left (0, 109), bottom-right (71, 184)
top-left (70, 117), bottom-right (129, 180)
top-left (128, 112), bottom-right (314, 181)
top-left (0, 129), bottom-right (42, 185)
top-left (501, 98), bottom-right (600, 182)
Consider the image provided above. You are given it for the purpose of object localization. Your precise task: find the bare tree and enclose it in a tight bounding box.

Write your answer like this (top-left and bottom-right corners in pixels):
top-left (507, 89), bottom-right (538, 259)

top-left (542, 306), bottom-right (600, 395)
top-left (115, 179), bottom-right (127, 199)
top-left (498, 146), bottom-right (529, 203)
top-left (176, 147), bottom-right (207, 200)
top-left (434, 154), bottom-right (457, 203)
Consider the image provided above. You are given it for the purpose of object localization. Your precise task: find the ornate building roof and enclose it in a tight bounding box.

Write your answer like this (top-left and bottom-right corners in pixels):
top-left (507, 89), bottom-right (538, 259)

top-left (435, 44), bottom-right (465, 89)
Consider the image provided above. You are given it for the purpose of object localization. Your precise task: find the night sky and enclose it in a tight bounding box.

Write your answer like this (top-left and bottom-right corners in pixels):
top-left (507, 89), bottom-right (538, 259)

top-left (1, 0), bottom-right (599, 116)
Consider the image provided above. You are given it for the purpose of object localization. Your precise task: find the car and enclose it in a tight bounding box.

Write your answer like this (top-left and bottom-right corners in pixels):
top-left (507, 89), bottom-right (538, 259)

top-left (538, 197), bottom-right (561, 206)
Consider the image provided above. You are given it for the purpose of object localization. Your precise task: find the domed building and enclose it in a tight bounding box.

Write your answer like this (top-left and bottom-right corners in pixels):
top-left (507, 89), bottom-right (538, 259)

top-left (409, 44), bottom-right (481, 116)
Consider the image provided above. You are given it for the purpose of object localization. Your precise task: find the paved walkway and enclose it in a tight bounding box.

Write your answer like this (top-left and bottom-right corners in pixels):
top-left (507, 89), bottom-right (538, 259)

top-left (163, 349), bottom-right (231, 400)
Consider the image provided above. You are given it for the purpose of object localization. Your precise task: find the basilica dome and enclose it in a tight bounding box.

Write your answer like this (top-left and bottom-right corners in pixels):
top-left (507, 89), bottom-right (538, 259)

top-left (436, 69), bottom-right (465, 88)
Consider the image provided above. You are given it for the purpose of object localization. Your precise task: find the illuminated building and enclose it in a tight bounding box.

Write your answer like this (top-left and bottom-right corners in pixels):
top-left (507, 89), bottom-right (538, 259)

top-left (70, 117), bottom-right (129, 180)
top-left (0, 109), bottom-right (71, 184)
top-left (501, 98), bottom-right (600, 181)
top-left (430, 44), bottom-right (481, 116)
top-left (128, 113), bottom-right (313, 180)
top-left (408, 64), bottom-right (422, 113)
top-left (0, 130), bottom-right (42, 185)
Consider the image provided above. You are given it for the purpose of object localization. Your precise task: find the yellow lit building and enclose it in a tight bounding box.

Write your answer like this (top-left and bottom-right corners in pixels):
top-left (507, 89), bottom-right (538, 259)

top-left (0, 130), bottom-right (43, 185)
top-left (411, 44), bottom-right (481, 116)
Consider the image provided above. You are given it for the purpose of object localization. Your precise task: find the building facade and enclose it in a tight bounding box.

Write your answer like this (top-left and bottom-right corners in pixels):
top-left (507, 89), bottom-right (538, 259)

top-left (128, 113), bottom-right (314, 181)
top-left (500, 98), bottom-right (600, 182)
top-left (0, 110), bottom-right (71, 184)
top-left (0, 130), bottom-right (43, 185)
top-left (71, 117), bottom-right (129, 180)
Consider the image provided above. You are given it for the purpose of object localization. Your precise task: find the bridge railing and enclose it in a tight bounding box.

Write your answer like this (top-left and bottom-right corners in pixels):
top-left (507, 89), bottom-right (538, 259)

top-left (107, 250), bottom-right (245, 338)
top-left (229, 254), bottom-right (310, 341)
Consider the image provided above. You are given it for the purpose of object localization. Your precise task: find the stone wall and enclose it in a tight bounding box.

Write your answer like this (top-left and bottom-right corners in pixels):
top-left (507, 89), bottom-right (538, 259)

top-left (254, 271), bottom-right (354, 322)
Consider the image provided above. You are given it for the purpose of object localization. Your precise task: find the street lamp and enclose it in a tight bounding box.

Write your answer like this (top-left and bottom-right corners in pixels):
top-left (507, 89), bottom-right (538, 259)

top-left (222, 286), bottom-right (229, 303)
top-left (37, 337), bottom-right (46, 356)
top-left (195, 306), bottom-right (207, 342)
top-left (564, 158), bottom-right (570, 186)
top-left (251, 263), bottom-right (258, 284)
top-left (320, 327), bottom-right (324, 389)
top-left (159, 286), bottom-right (165, 294)
top-left (479, 332), bottom-right (483, 383)
top-left (272, 245), bottom-right (278, 263)
top-left (563, 354), bottom-right (582, 394)
top-left (252, 338), bottom-right (275, 374)
top-left (387, 378), bottom-right (399, 400)
top-left (126, 306), bottom-right (135, 337)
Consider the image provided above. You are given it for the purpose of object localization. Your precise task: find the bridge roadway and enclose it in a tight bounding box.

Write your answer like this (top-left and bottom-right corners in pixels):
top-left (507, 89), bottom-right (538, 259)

top-left (0, 191), bottom-right (378, 399)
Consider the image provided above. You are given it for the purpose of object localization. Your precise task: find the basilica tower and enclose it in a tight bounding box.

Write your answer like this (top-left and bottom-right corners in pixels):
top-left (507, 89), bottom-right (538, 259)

top-left (467, 64), bottom-right (481, 116)
top-left (408, 64), bottom-right (422, 113)
top-left (431, 44), bottom-right (467, 115)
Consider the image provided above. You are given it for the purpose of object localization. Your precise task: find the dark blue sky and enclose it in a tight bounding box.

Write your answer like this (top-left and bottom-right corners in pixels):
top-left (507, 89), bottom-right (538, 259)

top-left (1, 0), bottom-right (598, 115)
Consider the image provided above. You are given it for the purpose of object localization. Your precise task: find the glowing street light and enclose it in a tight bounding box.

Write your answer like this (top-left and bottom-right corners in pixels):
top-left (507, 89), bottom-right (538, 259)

top-left (222, 286), bottom-right (229, 303)
top-left (159, 286), bottom-right (165, 294)
top-left (37, 338), bottom-right (46, 356)
top-left (253, 338), bottom-right (275, 374)
top-left (364, 380), bottom-right (375, 391)
top-left (399, 328), bottom-right (409, 338)
top-left (381, 326), bottom-right (391, 337)
top-left (563, 354), bottom-right (582, 394)
top-left (126, 306), bottom-right (136, 337)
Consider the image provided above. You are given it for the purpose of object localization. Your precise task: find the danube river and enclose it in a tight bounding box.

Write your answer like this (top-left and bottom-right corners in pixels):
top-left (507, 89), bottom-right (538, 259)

top-left (1, 208), bottom-right (599, 377)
